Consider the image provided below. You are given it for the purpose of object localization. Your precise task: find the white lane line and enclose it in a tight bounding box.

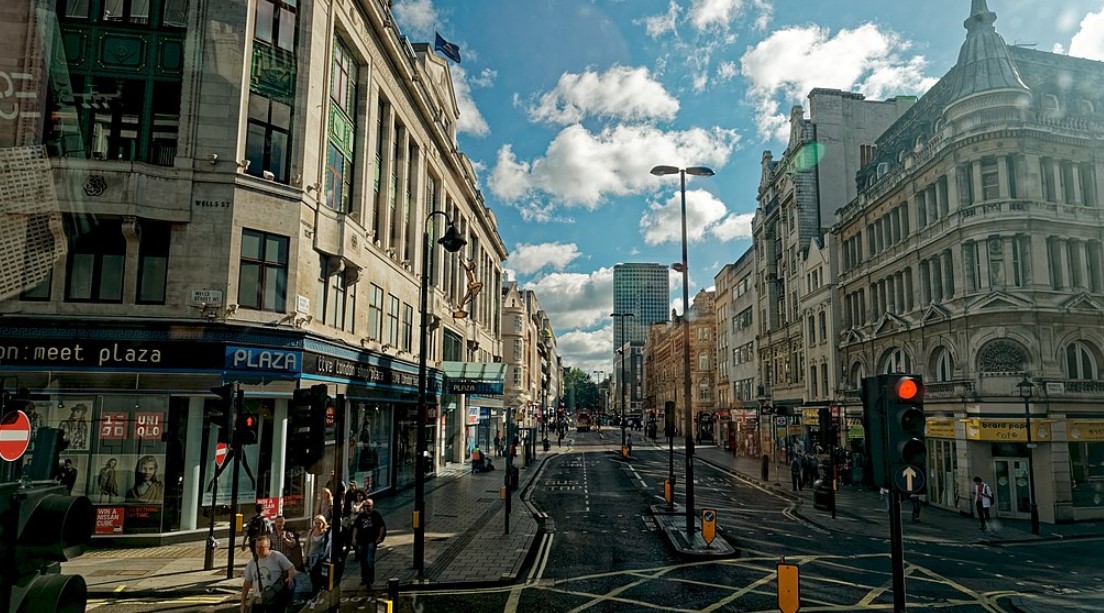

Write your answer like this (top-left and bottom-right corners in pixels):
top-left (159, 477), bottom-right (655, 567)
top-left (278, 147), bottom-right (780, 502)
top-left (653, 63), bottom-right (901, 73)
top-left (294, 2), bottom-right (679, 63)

top-left (628, 464), bottom-right (647, 488)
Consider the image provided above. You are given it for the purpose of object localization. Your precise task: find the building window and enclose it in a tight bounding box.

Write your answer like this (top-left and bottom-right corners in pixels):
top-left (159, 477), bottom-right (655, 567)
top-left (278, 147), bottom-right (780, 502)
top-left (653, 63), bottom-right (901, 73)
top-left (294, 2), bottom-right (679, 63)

top-left (810, 367), bottom-right (818, 397)
top-left (977, 340), bottom-right (1028, 374)
top-left (932, 347), bottom-right (954, 382)
top-left (136, 221), bottom-right (171, 304)
top-left (401, 303), bottom-right (414, 351)
top-left (981, 157), bottom-right (999, 200)
top-left (245, 93), bottom-right (292, 183)
top-left (254, 0), bottom-right (297, 52)
top-left (988, 236), bottom-right (1004, 287)
top-left (1069, 441), bottom-right (1104, 508)
top-left (818, 311), bottom-right (827, 341)
top-left (808, 316), bottom-right (816, 346)
top-left (882, 348), bottom-right (911, 374)
top-left (65, 218), bottom-right (125, 303)
top-left (387, 294), bottom-right (400, 344)
top-left (238, 229), bottom-right (288, 312)
top-left (1048, 238), bottom-right (1064, 289)
top-left (1080, 163), bottom-right (1097, 207)
top-left (698, 381), bottom-right (711, 400)
top-left (317, 265), bottom-right (355, 332)
top-left (1012, 235), bottom-right (1030, 287)
top-left (698, 352), bottom-right (710, 371)
top-left (1065, 341), bottom-right (1098, 380)
top-left (326, 40), bottom-right (358, 212)
top-left (367, 284), bottom-right (384, 341)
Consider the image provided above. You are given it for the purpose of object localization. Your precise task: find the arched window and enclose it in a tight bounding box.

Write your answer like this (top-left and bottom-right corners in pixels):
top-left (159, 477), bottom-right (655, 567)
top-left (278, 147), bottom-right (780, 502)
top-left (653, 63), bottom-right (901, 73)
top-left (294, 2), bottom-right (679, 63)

top-left (850, 362), bottom-right (866, 389)
top-left (929, 347), bottom-right (954, 382)
top-left (881, 348), bottom-right (912, 374)
top-left (1065, 340), bottom-right (1099, 380)
top-left (977, 340), bottom-right (1028, 374)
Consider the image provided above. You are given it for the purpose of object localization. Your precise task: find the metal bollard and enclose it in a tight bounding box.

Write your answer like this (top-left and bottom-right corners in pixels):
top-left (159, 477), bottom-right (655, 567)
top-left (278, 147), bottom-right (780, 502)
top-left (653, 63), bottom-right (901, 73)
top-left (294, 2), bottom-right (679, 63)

top-left (203, 536), bottom-right (218, 570)
top-left (388, 577), bottom-right (399, 601)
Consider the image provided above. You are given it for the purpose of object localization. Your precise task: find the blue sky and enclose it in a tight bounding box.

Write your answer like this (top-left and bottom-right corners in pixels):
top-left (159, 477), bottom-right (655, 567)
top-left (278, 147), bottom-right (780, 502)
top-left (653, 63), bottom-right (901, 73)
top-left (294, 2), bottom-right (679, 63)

top-left (392, 0), bottom-right (1104, 374)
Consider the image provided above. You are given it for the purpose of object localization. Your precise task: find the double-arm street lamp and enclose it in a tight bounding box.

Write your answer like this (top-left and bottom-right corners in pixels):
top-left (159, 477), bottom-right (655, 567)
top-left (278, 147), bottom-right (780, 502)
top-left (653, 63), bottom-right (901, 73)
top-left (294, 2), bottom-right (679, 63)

top-left (611, 312), bottom-right (634, 452)
top-left (650, 164), bottom-right (714, 538)
top-left (1016, 375), bottom-right (1040, 535)
top-left (415, 211), bottom-right (466, 577)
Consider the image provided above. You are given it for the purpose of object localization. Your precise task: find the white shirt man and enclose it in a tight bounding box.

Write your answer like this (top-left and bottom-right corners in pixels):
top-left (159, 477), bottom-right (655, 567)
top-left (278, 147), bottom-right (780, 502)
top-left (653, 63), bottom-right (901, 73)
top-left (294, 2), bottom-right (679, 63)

top-left (240, 534), bottom-right (296, 612)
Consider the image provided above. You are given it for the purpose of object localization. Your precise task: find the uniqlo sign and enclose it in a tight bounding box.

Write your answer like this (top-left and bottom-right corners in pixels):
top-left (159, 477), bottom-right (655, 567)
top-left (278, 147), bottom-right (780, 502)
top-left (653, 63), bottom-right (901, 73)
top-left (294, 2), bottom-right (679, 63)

top-left (135, 412), bottom-right (163, 439)
top-left (100, 412), bottom-right (129, 439)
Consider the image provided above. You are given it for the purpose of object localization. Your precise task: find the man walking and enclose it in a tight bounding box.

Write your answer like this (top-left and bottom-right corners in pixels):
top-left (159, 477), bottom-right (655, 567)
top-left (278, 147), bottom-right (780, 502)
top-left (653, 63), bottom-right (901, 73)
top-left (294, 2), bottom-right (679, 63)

top-left (973, 475), bottom-right (994, 531)
top-left (240, 534), bottom-right (296, 612)
top-left (791, 456), bottom-right (803, 491)
top-left (243, 503), bottom-right (274, 554)
top-left (350, 498), bottom-right (386, 589)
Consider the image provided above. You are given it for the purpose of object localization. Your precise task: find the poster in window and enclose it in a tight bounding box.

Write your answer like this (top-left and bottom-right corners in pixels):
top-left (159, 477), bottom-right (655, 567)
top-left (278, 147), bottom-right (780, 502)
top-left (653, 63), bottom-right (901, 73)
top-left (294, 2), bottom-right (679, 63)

top-left (124, 453), bottom-right (166, 505)
top-left (52, 400), bottom-right (94, 450)
top-left (90, 455), bottom-right (123, 504)
top-left (56, 454), bottom-right (86, 497)
top-left (98, 410), bottom-right (129, 441)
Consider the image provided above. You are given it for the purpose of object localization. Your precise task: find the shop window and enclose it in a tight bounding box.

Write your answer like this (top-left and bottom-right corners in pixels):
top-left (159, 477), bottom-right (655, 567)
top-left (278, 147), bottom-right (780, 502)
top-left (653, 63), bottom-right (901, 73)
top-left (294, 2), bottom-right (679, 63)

top-left (237, 229), bottom-right (288, 312)
top-left (1069, 441), bottom-right (1104, 507)
top-left (137, 221), bottom-right (171, 304)
top-left (245, 93), bottom-right (292, 183)
top-left (65, 217), bottom-right (125, 303)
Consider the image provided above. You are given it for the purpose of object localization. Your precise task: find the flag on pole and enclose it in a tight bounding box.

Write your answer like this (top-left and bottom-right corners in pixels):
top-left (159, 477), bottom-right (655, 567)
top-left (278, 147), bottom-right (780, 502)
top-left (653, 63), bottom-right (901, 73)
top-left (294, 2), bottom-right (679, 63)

top-left (434, 32), bottom-right (462, 64)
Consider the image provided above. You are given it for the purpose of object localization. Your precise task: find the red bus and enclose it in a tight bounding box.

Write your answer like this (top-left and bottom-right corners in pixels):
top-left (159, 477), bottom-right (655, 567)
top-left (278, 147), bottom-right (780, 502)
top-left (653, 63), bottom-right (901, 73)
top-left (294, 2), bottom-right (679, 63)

top-left (576, 412), bottom-right (592, 432)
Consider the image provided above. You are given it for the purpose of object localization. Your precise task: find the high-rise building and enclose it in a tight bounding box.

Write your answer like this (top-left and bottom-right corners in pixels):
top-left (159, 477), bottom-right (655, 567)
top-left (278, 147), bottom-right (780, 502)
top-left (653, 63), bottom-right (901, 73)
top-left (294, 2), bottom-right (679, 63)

top-left (613, 263), bottom-right (670, 348)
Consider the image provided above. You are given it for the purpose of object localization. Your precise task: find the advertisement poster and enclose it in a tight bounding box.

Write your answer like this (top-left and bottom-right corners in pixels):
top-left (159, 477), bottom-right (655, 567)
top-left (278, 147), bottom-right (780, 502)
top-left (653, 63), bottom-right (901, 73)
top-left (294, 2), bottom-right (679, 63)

top-left (89, 455), bottom-right (123, 503)
top-left (202, 443), bottom-right (262, 506)
top-left (95, 506), bottom-right (125, 535)
top-left (52, 400), bottom-right (94, 451)
top-left (90, 453), bottom-right (166, 505)
top-left (55, 454), bottom-right (86, 497)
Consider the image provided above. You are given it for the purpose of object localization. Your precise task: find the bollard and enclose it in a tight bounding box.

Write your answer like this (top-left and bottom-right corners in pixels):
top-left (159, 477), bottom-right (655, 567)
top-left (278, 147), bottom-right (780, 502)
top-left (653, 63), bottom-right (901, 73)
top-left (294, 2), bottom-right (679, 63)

top-left (388, 578), bottom-right (400, 601)
top-left (203, 536), bottom-right (218, 570)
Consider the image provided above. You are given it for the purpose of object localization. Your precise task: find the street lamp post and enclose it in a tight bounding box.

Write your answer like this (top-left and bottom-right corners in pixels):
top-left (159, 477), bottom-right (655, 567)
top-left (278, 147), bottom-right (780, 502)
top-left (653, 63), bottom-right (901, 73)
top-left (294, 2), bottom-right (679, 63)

top-left (1017, 375), bottom-right (1040, 535)
top-left (757, 387), bottom-right (772, 483)
top-left (651, 164), bottom-right (714, 538)
top-left (611, 312), bottom-right (634, 452)
top-left (415, 211), bottom-right (467, 577)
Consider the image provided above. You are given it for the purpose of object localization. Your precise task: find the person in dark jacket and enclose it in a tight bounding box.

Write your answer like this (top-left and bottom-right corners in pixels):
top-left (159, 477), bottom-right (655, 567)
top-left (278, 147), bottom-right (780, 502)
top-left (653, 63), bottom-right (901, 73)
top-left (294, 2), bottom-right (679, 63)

top-left (350, 498), bottom-right (386, 588)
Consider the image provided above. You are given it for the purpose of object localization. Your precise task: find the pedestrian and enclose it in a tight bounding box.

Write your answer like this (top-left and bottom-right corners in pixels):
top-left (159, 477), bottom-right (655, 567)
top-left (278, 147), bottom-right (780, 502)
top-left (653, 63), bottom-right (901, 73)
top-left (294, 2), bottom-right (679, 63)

top-left (791, 456), bottom-right (802, 491)
top-left (239, 534), bottom-right (296, 613)
top-left (343, 481), bottom-right (360, 518)
top-left (304, 515), bottom-right (330, 599)
top-left (973, 475), bottom-right (994, 531)
top-left (350, 497), bottom-right (386, 589)
top-left (880, 487), bottom-right (890, 511)
top-left (626, 432), bottom-right (633, 457)
top-left (316, 487), bottom-right (333, 521)
top-left (910, 493), bottom-right (922, 523)
top-left (271, 515), bottom-right (304, 571)
top-left (242, 503), bottom-right (274, 554)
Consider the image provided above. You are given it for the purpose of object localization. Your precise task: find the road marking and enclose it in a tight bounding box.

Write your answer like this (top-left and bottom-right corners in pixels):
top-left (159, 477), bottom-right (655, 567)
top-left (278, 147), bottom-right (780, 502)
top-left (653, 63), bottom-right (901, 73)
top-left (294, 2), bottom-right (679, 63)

top-left (628, 464), bottom-right (647, 488)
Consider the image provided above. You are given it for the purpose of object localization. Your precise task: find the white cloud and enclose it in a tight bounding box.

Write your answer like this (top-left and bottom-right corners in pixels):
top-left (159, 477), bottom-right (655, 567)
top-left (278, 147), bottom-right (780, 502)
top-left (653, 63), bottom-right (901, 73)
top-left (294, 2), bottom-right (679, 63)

top-left (751, 0), bottom-right (773, 30)
top-left (716, 61), bottom-right (739, 81)
top-left (689, 0), bottom-right (745, 31)
top-left (642, 0), bottom-right (681, 38)
top-left (1069, 9), bottom-right (1104, 61)
top-left (508, 242), bottom-right (582, 275)
top-left (556, 326), bottom-right (614, 373)
top-left (512, 200), bottom-right (576, 224)
top-left (469, 68), bottom-right (498, 88)
top-left (640, 189), bottom-right (728, 246)
top-left (521, 268), bottom-right (614, 330)
top-left (392, 0), bottom-right (437, 39)
top-left (488, 124), bottom-right (739, 207)
top-left (740, 23), bottom-right (937, 142)
top-left (711, 211), bottom-right (755, 241)
top-left (527, 66), bottom-right (680, 125)
top-left (449, 66), bottom-right (490, 137)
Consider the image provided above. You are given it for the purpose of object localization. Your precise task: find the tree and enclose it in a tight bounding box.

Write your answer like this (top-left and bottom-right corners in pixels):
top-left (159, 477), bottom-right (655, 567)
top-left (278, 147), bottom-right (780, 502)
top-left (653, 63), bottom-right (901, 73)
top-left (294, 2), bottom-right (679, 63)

top-left (563, 367), bottom-right (599, 411)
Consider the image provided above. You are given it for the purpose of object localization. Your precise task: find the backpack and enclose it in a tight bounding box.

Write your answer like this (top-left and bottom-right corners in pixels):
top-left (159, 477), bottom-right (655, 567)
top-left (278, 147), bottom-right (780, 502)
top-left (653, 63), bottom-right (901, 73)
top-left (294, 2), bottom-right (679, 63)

top-left (246, 514), bottom-right (272, 540)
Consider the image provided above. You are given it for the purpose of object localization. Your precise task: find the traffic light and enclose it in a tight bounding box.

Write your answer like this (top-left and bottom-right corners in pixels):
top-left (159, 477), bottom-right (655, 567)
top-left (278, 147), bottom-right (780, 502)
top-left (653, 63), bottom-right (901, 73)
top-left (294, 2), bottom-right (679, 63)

top-left (208, 383), bottom-right (235, 445)
top-left (663, 401), bottom-right (675, 438)
top-left (233, 390), bottom-right (258, 447)
top-left (26, 427), bottom-right (69, 482)
top-left (861, 376), bottom-right (889, 489)
top-left (0, 481), bottom-right (94, 613)
top-left (885, 374), bottom-right (926, 482)
top-left (289, 384), bottom-right (329, 473)
top-left (818, 407), bottom-right (834, 448)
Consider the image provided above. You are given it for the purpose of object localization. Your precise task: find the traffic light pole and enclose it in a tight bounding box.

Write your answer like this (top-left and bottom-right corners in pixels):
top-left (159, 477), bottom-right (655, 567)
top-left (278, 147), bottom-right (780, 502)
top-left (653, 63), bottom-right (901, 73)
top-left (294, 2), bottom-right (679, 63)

top-left (889, 488), bottom-right (906, 613)
top-left (201, 433), bottom-right (218, 570)
top-left (227, 442), bottom-right (240, 580)
top-left (329, 394), bottom-right (346, 612)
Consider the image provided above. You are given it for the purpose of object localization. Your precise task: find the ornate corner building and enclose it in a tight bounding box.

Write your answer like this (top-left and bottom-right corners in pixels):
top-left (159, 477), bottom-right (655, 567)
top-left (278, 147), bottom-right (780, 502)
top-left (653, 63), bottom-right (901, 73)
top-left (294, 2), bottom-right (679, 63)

top-left (1, 0), bottom-right (506, 541)
top-left (836, 1), bottom-right (1104, 522)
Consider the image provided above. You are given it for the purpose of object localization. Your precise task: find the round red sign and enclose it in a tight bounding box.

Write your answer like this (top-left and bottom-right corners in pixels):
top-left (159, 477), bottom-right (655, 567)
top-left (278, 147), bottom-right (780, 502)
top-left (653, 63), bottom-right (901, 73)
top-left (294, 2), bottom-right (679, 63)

top-left (215, 442), bottom-right (228, 468)
top-left (0, 410), bottom-right (32, 462)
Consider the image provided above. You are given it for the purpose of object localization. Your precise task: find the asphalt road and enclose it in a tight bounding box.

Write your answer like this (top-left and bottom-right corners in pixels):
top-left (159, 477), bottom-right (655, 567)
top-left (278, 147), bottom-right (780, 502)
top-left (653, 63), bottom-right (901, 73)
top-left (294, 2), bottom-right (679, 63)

top-left (92, 430), bottom-right (1104, 612)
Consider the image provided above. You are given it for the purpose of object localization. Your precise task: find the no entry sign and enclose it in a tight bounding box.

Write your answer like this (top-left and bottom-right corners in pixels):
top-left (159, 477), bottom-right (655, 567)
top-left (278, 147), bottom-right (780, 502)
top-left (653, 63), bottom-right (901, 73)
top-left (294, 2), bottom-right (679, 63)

top-left (0, 410), bottom-right (32, 462)
top-left (215, 442), bottom-right (228, 468)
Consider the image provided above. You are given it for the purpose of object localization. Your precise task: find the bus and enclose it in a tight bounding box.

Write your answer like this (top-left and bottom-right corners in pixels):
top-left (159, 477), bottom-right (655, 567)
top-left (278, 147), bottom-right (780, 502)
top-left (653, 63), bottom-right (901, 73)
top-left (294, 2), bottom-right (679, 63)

top-left (576, 412), bottom-right (592, 432)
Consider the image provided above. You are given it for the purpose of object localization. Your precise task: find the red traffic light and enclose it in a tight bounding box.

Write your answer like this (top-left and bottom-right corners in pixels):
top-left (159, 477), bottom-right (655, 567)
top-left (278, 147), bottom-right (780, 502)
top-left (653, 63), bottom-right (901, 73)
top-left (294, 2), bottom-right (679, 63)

top-left (894, 377), bottom-right (922, 402)
top-left (244, 415), bottom-right (256, 428)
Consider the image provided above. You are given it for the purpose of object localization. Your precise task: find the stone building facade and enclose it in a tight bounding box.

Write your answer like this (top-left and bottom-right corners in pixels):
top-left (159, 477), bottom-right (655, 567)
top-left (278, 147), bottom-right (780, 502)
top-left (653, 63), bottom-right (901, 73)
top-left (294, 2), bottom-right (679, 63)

top-left (835, 0), bottom-right (1104, 522)
top-left (643, 290), bottom-right (716, 441)
top-left (0, 0), bottom-right (506, 541)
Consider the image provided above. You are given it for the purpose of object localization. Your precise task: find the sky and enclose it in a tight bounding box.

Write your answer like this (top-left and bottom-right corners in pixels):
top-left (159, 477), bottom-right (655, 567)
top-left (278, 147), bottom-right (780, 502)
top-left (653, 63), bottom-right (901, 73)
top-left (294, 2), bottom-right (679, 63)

top-left (391, 0), bottom-right (1104, 376)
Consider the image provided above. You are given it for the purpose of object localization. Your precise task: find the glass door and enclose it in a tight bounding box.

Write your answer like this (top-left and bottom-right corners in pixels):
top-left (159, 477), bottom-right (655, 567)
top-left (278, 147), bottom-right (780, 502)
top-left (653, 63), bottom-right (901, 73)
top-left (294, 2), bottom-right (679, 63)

top-left (993, 457), bottom-right (1032, 518)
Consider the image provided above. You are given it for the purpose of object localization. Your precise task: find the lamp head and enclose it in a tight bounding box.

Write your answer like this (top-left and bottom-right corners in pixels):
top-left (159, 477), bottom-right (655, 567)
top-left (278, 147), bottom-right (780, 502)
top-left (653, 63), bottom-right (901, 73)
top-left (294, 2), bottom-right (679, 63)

top-left (1017, 375), bottom-right (1034, 399)
top-left (685, 166), bottom-right (715, 177)
top-left (439, 224), bottom-right (467, 252)
top-left (650, 165), bottom-right (679, 176)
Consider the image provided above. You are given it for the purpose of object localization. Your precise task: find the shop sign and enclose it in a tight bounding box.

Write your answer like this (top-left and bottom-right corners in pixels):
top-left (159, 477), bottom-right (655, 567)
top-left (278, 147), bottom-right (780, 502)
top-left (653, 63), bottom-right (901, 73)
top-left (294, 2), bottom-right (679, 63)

top-left (787, 424), bottom-right (803, 435)
top-left (925, 418), bottom-right (956, 439)
top-left (99, 412), bottom-right (129, 440)
top-left (466, 407), bottom-right (480, 425)
top-left (134, 412), bottom-right (163, 440)
top-left (303, 351), bottom-right (427, 391)
top-left (0, 337), bottom-right (222, 369)
top-left (446, 380), bottom-right (504, 395)
top-left (962, 418), bottom-right (1052, 442)
top-left (802, 408), bottom-right (820, 423)
top-left (1068, 420), bottom-right (1104, 442)
top-left (225, 346), bottom-right (301, 373)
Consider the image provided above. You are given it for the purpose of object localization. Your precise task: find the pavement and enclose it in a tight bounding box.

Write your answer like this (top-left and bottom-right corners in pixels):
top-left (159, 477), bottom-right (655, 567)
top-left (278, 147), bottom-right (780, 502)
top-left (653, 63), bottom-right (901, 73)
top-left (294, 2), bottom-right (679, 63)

top-left (64, 434), bottom-right (1104, 612)
top-left (64, 442), bottom-right (560, 610)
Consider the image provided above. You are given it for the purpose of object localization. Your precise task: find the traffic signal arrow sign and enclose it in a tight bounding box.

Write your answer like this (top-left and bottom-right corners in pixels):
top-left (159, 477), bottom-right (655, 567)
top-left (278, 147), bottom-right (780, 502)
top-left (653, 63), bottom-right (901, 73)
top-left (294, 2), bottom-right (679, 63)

top-left (894, 464), bottom-right (925, 494)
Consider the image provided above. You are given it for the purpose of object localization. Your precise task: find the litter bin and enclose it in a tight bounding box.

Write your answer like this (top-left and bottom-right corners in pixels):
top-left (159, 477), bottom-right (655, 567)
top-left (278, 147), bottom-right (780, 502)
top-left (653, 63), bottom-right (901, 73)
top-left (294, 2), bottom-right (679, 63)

top-left (542, 438), bottom-right (550, 451)
top-left (508, 466), bottom-right (520, 491)
top-left (813, 479), bottom-right (833, 511)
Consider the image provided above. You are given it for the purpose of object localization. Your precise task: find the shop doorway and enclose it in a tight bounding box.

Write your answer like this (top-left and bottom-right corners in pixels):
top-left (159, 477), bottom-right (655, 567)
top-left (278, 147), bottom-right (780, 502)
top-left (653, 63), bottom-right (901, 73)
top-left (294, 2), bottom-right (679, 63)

top-left (993, 457), bottom-right (1032, 519)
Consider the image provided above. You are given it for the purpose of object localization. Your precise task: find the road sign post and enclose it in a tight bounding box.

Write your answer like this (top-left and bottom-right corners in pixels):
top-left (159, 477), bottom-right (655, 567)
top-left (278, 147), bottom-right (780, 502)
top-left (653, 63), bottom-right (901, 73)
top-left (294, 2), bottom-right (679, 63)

top-left (777, 559), bottom-right (800, 613)
top-left (701, 509), bottom-right (716, 547)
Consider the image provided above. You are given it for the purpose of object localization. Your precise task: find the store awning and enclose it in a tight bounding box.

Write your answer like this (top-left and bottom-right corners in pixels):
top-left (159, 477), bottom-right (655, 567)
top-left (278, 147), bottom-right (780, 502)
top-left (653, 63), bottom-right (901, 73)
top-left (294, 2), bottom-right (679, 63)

top-left (442, 361), bottom-right (505, 395)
